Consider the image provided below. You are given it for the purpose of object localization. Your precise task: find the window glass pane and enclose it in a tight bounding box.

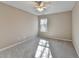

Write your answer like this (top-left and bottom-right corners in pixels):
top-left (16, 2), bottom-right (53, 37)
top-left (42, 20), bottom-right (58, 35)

top-left (40, 18), bottom-right (47, 32)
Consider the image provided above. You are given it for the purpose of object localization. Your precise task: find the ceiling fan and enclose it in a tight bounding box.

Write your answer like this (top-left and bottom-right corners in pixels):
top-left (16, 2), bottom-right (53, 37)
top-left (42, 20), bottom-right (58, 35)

top-left (20, 1), bottom-right (53, 12)
top-left (33, 1), bottom-right (52, 12)
top-left (34, 1), bottom-right (46, 12)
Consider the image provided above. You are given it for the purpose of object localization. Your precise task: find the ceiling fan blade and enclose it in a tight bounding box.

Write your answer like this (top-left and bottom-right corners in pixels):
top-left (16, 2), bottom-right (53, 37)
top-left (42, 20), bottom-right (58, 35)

top-left (40, 2), bottom-right (45, 7)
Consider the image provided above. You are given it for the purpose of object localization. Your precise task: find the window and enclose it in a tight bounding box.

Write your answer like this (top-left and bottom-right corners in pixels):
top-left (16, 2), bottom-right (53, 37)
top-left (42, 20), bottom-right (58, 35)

top-left (40, 18), bottom-right (47, 32)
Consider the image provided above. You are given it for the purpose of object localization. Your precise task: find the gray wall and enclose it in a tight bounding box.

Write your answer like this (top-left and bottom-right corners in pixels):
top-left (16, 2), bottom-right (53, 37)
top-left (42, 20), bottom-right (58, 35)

top-left (72, 2), bottom-right (79, 56)
top-left (38, 11), bottom-right (72, 41)
top-left (0, 3), bottom-right (38, 49)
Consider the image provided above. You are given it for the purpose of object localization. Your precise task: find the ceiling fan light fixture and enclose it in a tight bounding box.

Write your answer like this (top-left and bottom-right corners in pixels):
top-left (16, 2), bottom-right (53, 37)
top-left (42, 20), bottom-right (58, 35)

top-left (36, 7), bottom-right (44, 12)
top-left (35, 1), bottom-right (46, 12)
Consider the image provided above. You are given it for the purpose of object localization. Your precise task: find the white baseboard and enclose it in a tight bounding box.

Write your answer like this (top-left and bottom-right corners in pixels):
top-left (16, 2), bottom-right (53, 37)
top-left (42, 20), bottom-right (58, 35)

top-left (39, 33), bottom-right (72, 42)
top-left (40, 36), bottom-right (72, 42)
top-left (53, 38), bottom-right (72, 42)
top-left (0, 35), bottom-right (36, 52)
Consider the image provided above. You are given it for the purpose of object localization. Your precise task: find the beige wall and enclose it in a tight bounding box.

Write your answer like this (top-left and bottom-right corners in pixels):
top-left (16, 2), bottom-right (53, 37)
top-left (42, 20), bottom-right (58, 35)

top-left (0, 3), bottom-right (38, 49)
top-left (72, 2), bottom-right (79, 56)
top-left (38, 11), bottom-right (72, 40)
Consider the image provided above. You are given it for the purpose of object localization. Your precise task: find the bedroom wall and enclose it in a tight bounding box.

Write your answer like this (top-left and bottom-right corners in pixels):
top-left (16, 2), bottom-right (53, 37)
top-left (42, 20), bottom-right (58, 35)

top-left (0, 3), bottom-right (38, 49)
top-left (72, 2), bottom-right (79, 56)
top-left (38, 11), bottom-right (72, 41)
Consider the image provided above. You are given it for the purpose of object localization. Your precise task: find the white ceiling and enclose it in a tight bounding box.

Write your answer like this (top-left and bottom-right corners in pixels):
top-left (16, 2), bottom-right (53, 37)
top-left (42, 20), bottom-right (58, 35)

top-left (1, 1), bottom-right (76, 15)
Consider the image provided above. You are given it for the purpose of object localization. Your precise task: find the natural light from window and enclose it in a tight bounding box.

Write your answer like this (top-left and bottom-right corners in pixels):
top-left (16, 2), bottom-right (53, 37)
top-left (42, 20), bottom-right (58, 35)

top-left (40, 18), bottom-right (47, 32)
top-left (35, 39), bottom-right (52, 58)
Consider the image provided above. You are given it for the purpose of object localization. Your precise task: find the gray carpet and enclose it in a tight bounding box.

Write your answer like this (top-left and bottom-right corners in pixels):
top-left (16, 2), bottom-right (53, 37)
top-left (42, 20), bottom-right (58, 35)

top-left (0, 37), bottom-right (78, 58)
top-left (49, 38), bottom-right (78, 58)
top-left (0, 37), bottom-right (39, 58)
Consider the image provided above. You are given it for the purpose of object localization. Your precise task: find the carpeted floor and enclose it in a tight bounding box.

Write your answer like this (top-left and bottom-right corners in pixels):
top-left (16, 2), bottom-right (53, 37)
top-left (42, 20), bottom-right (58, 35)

top-left (0, 37), bottom-right (78, 58)
top-left (48, 38), bottom-right (78, 58)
